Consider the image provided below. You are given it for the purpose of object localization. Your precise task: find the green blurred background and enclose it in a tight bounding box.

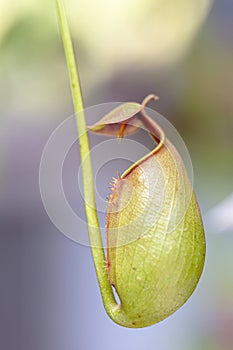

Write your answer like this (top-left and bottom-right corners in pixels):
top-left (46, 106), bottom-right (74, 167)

top-left (1, 0), bottom-right (233, 349)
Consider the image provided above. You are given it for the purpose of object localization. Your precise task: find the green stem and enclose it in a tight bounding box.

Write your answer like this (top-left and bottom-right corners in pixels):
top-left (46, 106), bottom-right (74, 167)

top-left (55, 0), bottom-right (131, 326)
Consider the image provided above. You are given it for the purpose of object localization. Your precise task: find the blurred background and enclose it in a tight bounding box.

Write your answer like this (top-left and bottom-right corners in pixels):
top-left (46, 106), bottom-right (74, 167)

top-left (0, 0), bottom-right (233, 349)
